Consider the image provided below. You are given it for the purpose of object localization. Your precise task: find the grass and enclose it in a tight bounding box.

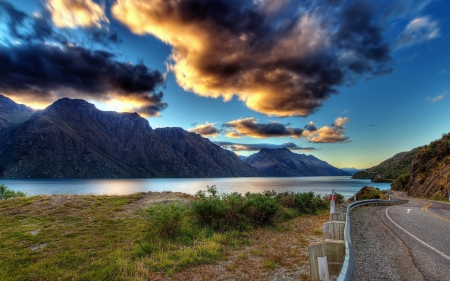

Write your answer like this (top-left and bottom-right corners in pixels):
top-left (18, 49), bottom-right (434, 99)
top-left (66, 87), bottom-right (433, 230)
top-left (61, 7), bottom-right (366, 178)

top-left (0, 187), bottom-right (332, 280)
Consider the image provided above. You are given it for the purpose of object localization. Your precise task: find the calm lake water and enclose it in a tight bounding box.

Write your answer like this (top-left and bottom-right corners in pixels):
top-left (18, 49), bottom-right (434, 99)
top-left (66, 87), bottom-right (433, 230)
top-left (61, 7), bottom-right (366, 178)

top-left (1, 176), bottom-right (391, 199)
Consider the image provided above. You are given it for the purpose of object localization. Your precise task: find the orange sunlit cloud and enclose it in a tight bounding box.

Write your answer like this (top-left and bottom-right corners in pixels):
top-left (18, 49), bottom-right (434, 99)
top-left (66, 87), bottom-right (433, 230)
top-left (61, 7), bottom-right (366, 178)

top-left (303, 117), bottom-right (350, 143)
top-left (111, 0), bottom-right (391, 117)
top-left (223, 117), bottom-right (303, 139)
top-left (46, 0), bottom-right (109, 28)
top-left (188, 122), bottom-right (222, 137)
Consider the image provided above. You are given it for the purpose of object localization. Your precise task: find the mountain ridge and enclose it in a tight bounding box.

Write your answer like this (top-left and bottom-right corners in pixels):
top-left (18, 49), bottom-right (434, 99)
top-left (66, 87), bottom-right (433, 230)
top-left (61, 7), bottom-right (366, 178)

top-left (0, 97), bottom-right (260, 178)
top-left (243, 148), bottom-right (349, 177)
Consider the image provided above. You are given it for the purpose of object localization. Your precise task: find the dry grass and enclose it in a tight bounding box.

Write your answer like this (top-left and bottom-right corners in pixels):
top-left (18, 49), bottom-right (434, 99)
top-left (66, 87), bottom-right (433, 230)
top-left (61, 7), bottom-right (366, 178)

top-left (0, 193), bottom-right (328, 281)
top-left (151, 211), bottom-right (329, 281)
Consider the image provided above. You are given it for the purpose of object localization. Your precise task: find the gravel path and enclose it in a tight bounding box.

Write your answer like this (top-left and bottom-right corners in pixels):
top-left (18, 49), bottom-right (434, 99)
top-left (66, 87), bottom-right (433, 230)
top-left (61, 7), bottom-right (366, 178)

top-left (350, 206), bottom-right (424, 281)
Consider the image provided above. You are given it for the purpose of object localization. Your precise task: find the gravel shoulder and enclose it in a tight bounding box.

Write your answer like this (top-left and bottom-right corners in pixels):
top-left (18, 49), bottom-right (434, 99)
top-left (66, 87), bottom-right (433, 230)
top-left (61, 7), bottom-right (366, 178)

top-left (351, 206), bottom-right (424, 281)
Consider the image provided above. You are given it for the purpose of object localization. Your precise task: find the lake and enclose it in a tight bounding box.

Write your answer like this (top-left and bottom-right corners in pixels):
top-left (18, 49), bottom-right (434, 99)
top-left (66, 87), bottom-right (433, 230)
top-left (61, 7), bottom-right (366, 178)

top-left (1, 176), bottom-right (391, 199)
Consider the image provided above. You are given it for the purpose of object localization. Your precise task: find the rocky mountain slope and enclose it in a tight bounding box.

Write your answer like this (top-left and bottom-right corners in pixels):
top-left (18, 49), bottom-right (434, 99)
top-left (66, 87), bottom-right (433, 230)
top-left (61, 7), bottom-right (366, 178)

top-left (0, 95), bottom-right (35, 129)
top-left (0, 98), bottom-right (259, 178)
top-left (392, 133), bottom-right (450, 198)
top-left (243, 148), bottom-right (349, 177)
top-left (352, 147), bottom-right (420, 182)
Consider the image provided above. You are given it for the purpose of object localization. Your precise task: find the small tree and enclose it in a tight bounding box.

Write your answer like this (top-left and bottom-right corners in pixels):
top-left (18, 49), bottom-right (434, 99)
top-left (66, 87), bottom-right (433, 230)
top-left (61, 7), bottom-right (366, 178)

top-left (0, 184), bottom-right (25, 200)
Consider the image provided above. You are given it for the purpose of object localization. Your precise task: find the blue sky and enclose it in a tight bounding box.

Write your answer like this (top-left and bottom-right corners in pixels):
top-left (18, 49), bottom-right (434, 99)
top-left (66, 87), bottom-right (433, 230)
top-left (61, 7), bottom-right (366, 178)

top-left (1, 0), bottom-right (449, 169)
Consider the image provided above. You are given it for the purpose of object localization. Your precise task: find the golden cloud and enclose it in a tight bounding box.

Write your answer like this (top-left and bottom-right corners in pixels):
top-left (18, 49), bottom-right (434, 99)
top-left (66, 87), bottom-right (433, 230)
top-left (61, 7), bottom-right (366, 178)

top-left (224, 117), bottom-right (303, 138)
top-left (188, 122), bottom-right (222, 137)
top-left (303, 118), bottom-right (350, 143)
top-left (112, 0), bottom-right (392, 117)
top-left (46, 0), bottom-right (109, 28)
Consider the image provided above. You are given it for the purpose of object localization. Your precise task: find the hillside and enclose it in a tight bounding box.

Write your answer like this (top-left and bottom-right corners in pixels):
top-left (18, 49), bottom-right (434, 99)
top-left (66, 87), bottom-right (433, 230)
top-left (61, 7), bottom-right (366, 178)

top-left (243, 148), bottom-right (349, 177)
top-left (392, 133), bottom-right (450, 198)
top-left (352, 147), bottom-right (420, 182)
top-left (0, 98), bottom-right (259, 178)
top-left (0, 94), bottom-right (35, 129)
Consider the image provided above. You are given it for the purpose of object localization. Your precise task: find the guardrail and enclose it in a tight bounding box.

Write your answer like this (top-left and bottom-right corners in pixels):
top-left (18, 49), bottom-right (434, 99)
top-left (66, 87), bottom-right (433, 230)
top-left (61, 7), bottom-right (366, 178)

top-left (336, 199), bottom-right (409, 281)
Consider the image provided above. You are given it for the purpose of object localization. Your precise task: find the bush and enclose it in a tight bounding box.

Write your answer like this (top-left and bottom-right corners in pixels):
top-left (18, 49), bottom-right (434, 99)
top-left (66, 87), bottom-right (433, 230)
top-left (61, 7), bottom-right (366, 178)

top-left (241, 193), bottom-right (280, 226)
top-left (146, 202), bottom-right (190, 239)
top-left (0, 184), bottom-right (25, 200)
top-left (275, 191), bottom-right (328, 215)
top-left (192, 186), bottom-right (247, 231)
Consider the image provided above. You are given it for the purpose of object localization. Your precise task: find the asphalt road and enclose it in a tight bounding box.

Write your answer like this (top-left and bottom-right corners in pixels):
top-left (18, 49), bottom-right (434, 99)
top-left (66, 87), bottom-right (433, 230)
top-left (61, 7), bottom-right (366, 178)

top-left (380, 193), bottom-right (450, 280)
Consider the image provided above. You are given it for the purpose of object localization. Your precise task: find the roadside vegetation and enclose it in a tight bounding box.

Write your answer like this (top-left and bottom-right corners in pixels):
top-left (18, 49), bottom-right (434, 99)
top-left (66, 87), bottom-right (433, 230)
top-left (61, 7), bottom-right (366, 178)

top-left (0, 184), bottom-right (335, 280)
top-left (348, 186), bottom-right (389, 201)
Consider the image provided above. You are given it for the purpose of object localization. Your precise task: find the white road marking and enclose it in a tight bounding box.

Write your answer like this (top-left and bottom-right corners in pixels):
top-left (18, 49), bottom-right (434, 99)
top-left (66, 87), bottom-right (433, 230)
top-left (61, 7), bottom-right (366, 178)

top-left (407, 209), bottom-right (412, 213)
top-left (385, 207), bottom-right (450, 262)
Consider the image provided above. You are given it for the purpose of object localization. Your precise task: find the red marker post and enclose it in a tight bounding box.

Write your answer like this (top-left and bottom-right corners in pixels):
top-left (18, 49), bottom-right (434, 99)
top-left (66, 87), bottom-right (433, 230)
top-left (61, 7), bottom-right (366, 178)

top-left (330, 189), bottom-right (336, 214)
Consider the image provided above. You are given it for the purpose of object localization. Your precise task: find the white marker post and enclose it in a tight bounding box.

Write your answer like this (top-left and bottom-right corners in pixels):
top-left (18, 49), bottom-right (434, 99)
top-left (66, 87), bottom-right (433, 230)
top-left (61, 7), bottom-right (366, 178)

top-left (330, 189), bottom-right (336, 214)
top-left (448, 190), bottom-right (450, 203)
top-left (317, 256), bottom-right (330, 281)
top-left (354, 193), bottom-right (357, 201)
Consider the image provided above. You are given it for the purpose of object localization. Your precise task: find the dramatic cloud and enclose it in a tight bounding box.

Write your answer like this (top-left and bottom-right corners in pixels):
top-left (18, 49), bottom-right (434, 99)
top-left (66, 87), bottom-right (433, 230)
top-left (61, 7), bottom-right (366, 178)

top-left (112, 0), bottom-right (392, 117)
top-left (304, 121), bottom-right (317, 132)
top-left (427, 90), bottom-right (448, 103)
top-left (303, 118), bottom-right (350, 143)
top-left (0, 2), bottom-right (157, 115)
top-left (188, 122), bottom-right (222, 137)
top-left (395, 17), bottom-right (439, 49)
top-left (223, 118), bottom-right (303, 138)
top-left (46, 0), bottom-right (109, 28)
top-left (213, 141), bottom-right (315, 152)
top-left (0, 43), bottom-right (167, 116)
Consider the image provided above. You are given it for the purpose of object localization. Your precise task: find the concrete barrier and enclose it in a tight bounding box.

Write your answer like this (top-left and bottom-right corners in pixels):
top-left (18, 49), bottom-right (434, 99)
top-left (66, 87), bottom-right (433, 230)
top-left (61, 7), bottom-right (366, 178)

top-left (330, 212), bottom-right (346, 222)
top-left (308, 199), bottom-right (409, 281)
top-left (323, 221), bottom-right (345, 240)
top-left (308, 239), bottom-right (345, 281)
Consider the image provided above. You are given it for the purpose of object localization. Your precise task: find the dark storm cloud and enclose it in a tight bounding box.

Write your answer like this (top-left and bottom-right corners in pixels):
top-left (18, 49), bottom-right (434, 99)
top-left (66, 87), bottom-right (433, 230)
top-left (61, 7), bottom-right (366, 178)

top-left (113, 0), bottom-right (394, 117)
top-left (0, 1), bottom-right (161, 116)
top-left (213, 141), bottom-right (316, 152)
top-left (0, 43), bottom-right (167, 116)
top-left (223, 118), bottom-right (303, 138)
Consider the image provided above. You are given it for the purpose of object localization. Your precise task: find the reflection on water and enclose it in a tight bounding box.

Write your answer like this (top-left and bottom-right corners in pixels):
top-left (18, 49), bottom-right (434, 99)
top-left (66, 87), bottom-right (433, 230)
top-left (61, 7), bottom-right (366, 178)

top-left (1, 176), bottom-right (391, 199)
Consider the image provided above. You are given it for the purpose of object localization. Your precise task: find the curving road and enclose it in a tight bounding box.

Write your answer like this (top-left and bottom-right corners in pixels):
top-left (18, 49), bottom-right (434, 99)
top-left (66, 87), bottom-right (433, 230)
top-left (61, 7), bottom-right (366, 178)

top-left (352, 193), bottom-right (450, 280)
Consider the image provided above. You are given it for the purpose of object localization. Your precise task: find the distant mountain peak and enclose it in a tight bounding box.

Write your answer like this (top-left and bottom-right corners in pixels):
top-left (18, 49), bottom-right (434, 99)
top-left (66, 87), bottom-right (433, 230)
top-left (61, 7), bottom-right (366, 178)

top-left (243, 148), bottom-right (349, 177)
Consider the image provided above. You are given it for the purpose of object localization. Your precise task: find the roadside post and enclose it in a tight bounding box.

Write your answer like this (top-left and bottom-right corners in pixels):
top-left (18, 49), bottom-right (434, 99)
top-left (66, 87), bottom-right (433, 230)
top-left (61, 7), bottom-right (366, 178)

top-left (330, 189), bottom-right (336, 214)
top-left (354, 194), bottom-right (357, 201)
top-left (448, 190), bottom-right (450, 202)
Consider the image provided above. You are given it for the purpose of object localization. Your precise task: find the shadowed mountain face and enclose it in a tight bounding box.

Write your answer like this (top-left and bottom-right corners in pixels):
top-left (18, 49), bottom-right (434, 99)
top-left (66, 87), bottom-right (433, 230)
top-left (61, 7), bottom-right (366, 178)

top-left (0, 98), bottom-right (260, 178)
top-left (0, 95), bottom-right (35, 129)
top-left (392, 133), bottom-right (450, 198)
top-left (352, 148), bottom-right (420, 182)
top-left (243, 148), bottom-right (349, 177)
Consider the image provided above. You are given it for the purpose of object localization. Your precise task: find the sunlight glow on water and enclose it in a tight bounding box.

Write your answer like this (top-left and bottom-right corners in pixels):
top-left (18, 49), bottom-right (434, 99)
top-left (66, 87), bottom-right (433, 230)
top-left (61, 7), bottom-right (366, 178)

top-left (1, 176), bottom-right (391, 199)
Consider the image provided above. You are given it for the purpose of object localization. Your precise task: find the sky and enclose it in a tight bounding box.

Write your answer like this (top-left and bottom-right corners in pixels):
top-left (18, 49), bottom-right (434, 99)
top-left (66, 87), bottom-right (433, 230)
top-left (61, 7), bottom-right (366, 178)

top-left (1, 0), bottom-right (449, 169)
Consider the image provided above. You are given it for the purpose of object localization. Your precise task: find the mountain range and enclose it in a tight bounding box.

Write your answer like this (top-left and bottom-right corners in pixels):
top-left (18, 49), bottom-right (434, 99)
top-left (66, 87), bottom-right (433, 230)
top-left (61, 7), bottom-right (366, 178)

top-left (0, 96), bottom-right (259, 178)
top-left (243, 148), bottom-right (349, 177)
top-left (0, 96), bottom-right (349, 178)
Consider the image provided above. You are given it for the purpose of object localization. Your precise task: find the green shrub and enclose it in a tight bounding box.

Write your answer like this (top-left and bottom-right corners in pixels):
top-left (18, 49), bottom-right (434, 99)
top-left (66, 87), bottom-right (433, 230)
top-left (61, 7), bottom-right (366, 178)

top-left (146, 202), bottom-right (190, 239)
top-left (0, 184), bottom-right (25, 200)
top-left (192, 186), bottom-right (247, 231)
top-left (240, 193), bottom-right (280, 226)
top-left (275, 191), bottom-right (328, 215)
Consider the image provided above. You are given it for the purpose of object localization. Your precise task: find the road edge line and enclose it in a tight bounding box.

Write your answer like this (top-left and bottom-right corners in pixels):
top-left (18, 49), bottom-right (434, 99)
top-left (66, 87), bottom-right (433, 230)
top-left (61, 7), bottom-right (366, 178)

top-left (385, 207), bottom-right (450, 262)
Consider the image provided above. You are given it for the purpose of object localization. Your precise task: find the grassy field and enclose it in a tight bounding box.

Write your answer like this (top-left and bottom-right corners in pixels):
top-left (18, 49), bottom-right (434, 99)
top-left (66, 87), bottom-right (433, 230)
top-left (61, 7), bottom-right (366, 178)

top-left (0, 189), bottom-right (330, 280)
